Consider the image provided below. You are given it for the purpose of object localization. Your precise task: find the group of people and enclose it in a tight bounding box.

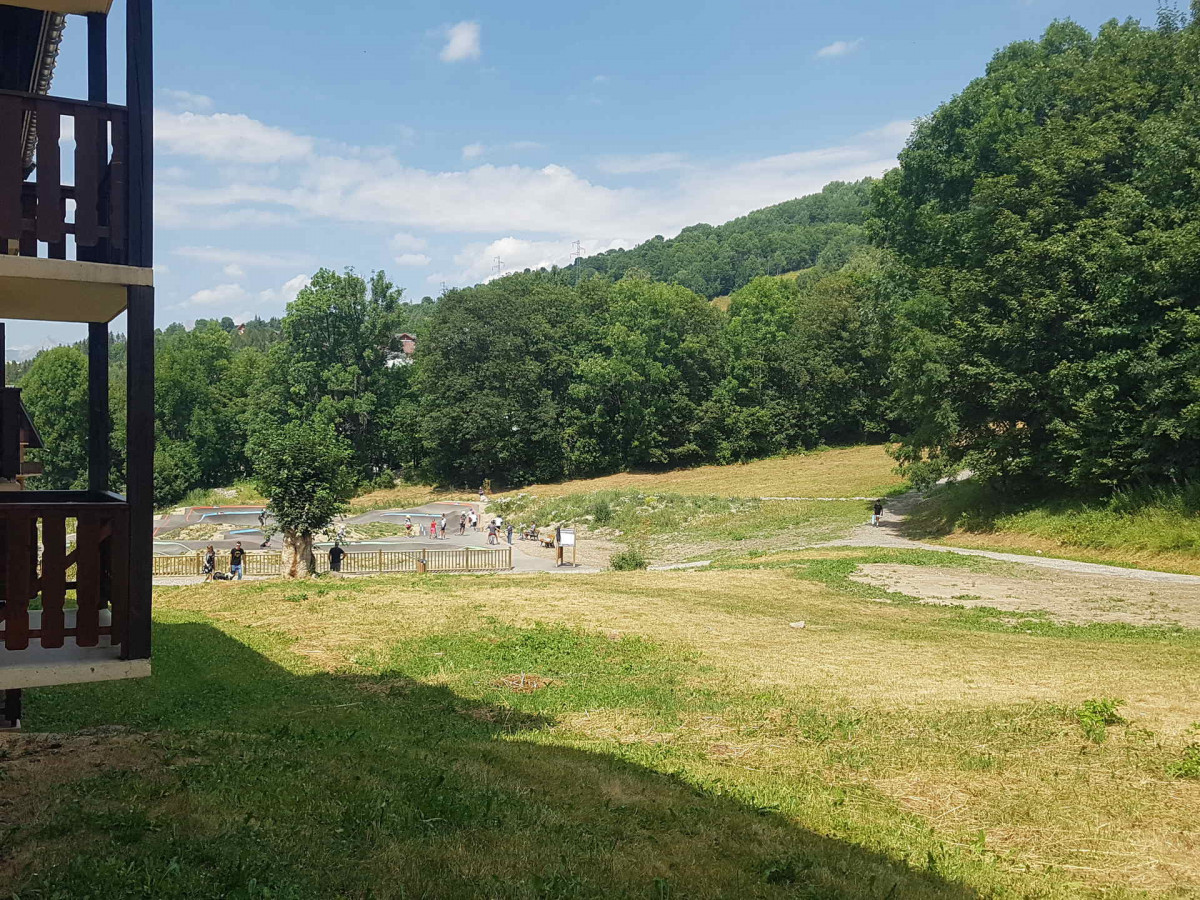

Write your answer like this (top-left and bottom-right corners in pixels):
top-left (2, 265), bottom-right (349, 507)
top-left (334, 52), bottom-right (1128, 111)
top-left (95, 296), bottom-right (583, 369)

top-left (202, 541), bottom-right (246, 581)
top-left (200, 500), bottom-right (520, 583)
top-left (400, 513), bottom-right (456, 539)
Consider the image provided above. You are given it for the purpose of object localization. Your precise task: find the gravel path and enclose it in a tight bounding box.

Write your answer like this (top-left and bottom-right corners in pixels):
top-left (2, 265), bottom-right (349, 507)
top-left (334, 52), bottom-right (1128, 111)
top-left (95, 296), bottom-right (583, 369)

top-left (825, 492), bottom-right (1200, 586)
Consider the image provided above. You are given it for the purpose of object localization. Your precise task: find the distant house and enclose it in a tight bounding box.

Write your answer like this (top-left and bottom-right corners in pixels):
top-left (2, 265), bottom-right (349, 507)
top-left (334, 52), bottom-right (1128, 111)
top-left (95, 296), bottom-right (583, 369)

top-left (0, 386), bottom-right (43, 492)
top-left (385, 333), bottom-right (417, 368)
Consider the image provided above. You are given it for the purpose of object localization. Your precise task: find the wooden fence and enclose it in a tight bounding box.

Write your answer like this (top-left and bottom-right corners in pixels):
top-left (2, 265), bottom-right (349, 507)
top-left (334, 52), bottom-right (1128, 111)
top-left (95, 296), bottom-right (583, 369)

top-left (153, 546), bottom-right (512, 578)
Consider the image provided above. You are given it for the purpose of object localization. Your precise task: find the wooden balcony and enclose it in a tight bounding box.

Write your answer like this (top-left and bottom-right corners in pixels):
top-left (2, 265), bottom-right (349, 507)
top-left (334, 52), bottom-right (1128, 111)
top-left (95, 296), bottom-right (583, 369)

top-left (0, 89), bottom-right (151, 324)
top-left (0, 491), bottom-right (149, 690)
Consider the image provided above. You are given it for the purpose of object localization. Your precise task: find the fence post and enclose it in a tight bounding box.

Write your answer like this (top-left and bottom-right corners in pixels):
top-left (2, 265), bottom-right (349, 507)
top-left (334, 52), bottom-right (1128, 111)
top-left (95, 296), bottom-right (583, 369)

top-left (378, 548), bottom-right (383, 574)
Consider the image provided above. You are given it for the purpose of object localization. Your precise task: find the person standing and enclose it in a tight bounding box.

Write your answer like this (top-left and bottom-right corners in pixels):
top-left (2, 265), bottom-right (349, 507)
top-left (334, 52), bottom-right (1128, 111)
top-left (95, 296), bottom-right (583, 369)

top-left (458, 512), bottom-right (467, 536)
top-left (404, 515), bottom-right (413, 537)
top-left (202, 544), bottom-right (216, 582)
top-left (429, 519), bottom-right (438, 540)
top-left (506, 523), bottom-right (513, 545)
top-left (440, 513), bottom-right (448, 539)
top-left (872, 499), bottom-right (884, 527)
top-left (229, 541), bottom-right (246, 580)
top-left (329, 541), bottom-right (346, 573)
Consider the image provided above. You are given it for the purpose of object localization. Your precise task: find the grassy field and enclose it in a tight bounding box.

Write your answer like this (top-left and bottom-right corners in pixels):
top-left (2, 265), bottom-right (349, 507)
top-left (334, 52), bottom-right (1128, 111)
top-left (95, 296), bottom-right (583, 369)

top-left (10, 550), bottom-right (1200, 898)
top-left (906, 481), bottom-right (1200, 576)
top-left (496, 445), bottom-right (905, 501)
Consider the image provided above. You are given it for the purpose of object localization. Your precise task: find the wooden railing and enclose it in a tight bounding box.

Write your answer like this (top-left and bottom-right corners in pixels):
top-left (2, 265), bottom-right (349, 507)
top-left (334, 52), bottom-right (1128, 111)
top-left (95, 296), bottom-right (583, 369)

top-left (0, 90), bottom-right (128, 263)
top-left (0, 491), bottom-right (130, 653)
top-left (153, 547), bottom-right (513, 577)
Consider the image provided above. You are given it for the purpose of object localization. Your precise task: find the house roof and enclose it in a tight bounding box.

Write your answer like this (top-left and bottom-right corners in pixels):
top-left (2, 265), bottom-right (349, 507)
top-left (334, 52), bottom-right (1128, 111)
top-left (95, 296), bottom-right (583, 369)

top-left (0, 5), bottom-right (67, 172)
top-left (2, 388), bottom-right (42, 450)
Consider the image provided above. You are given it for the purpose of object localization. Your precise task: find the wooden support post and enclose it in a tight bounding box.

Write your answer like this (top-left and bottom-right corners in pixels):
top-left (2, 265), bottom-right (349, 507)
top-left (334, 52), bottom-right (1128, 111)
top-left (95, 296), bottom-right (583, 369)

top-left (88, 322), bottom-right (109, 492)
top-left (123, 0), bottom-right (153, 661)
top-left (87, 13), bottom-right (108, 103)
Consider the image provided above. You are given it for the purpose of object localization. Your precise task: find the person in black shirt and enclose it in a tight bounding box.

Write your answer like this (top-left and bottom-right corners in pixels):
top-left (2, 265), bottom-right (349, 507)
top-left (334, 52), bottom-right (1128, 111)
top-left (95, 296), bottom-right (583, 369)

top-left (872, 500), bottom-right (884, 526)
top-left (202, 544), bottom-right (216, 581)
top-left (329, 541), bottom-right (346, 573)
top-left (229, 541), bottom-right (246, 580)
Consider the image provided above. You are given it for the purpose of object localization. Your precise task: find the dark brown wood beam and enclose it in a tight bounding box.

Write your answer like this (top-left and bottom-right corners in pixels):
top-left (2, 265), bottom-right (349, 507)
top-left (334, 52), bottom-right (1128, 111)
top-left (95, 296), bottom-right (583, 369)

top-left (124, 0), bottom-right (153, 662)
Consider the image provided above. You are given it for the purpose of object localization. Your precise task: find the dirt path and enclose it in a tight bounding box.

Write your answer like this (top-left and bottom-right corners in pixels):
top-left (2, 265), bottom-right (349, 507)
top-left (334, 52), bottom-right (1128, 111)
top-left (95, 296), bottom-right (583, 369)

top-left (852, 563), bottom-right (1200, 627)
top-left (825, 491), bottom-right (1200, 586)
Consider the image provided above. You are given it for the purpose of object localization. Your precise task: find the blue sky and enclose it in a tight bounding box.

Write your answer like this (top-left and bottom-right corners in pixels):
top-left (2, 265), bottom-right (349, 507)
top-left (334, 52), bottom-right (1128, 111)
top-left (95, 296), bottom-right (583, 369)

top-left (7, 0), bottom-right (1164, 357)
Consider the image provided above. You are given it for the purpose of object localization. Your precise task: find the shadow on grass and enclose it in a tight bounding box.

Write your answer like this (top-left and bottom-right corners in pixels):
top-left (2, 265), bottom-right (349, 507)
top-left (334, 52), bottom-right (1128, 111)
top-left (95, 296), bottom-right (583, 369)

top-left (10, 619), bottom-right (981, 900)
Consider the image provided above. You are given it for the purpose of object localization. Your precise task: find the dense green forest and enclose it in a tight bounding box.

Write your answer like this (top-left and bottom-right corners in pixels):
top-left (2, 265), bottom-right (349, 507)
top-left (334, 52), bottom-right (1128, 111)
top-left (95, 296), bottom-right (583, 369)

top-left (11, 7), bottom-right (1200, 505)
top-left (558, 179), bottom-right (873, 298)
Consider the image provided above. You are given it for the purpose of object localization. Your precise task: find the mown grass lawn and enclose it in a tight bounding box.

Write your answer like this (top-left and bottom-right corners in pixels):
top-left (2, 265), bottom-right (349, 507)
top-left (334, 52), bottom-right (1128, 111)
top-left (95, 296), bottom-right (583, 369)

top-left (9, 552), bottom-right (1200, 899)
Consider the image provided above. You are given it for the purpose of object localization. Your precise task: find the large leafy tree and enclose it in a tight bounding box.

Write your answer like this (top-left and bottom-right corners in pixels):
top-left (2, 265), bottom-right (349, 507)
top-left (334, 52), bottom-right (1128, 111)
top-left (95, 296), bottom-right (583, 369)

top-left (258, 269), bottom-right (412, 481)
top-left (562, 276), bottom-right (726, 473)
top-left (249, 419), bottom-right (354, 577)
top-left (19, 346), bottom-right (88, 489)
top-left (876, 10), bottom-right (1200, 490)
top-left (416, 272), bottom-right (584, 487)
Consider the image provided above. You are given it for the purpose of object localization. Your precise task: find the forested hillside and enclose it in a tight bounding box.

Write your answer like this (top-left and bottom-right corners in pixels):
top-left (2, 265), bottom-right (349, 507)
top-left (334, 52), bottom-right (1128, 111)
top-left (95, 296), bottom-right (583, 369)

top-left (558, 179), bottom-right (873, 298)
top-left (11, 7), bottom-right (1200, 506)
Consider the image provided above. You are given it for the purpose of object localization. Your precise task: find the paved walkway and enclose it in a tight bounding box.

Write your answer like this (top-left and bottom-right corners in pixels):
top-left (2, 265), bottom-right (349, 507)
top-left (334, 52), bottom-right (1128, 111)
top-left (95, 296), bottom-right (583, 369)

top-left (823, 492), bottom-right (1200, 586)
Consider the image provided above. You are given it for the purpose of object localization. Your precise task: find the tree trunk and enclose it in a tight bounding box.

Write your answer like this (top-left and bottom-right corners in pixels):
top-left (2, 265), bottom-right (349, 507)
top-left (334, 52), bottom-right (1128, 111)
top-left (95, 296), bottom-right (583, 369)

top-left (282, 530), bottom-right (315, 578)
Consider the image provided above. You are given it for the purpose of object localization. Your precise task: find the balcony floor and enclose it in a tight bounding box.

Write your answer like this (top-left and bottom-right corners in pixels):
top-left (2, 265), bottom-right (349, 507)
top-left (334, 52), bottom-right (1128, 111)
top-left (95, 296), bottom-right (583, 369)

top-left (0, 610), bottom-right (150, 690)
top-left (0, 255), bottom-right (153, 323)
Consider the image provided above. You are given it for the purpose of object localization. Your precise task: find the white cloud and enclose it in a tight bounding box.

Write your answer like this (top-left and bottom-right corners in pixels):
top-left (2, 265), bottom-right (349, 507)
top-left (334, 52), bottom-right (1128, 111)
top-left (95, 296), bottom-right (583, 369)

top-left (257, 274), bottom-right (312, 307)
top-left (156, 106), bottom-right (912, 290)
top-left (390, 232), bottom-right (427, 253)
top-left (161, 89), bottom-right (214, 112)
top-left (510, 140), bottom-right (544, 151)
top-left (223, 263), bottom-right (246, 278)
top-left (462, 142), bottom-right (486, 160)
top-left (189, 283), bottom-right (250, 306)
top-left (156, 111), bottom-right (314, 163)
top-left (440, 21), bottom-right (481, 62)
top-left (395, 253), bottom-right (432, 266)
top-left (174, 246), bottom-right (314, 268)
top-left (596, 152), bottom-right (688, 174)
top-left (816, 39), bottom-right (863, 59)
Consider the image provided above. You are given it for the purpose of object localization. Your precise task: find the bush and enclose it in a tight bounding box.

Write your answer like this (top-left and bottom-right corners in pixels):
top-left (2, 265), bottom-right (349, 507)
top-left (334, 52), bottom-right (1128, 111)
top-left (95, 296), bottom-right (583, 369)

top-left (1074, 698), bottom-right (1127, 744)
top-left (589, 498), bottom-right (614, 525)
top-left (610, 548), bottom-right (648, 571)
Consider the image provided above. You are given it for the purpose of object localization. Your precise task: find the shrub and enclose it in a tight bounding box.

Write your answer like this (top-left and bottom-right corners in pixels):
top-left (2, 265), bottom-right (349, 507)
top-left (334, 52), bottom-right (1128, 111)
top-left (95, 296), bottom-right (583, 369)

top-left (610, 548), bottom-right (648, 571)
top-left (589, 498), bottom-right (614, 525)
top-left (1074, 698), bottom-right (1127, 744)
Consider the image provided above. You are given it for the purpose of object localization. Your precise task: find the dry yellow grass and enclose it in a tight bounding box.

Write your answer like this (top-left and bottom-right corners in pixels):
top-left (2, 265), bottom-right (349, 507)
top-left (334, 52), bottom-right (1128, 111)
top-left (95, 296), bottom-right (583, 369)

top-left (154, 562), bottom-right (1200, 895)
top-left (496, 445), bottom-right (903, 500)
top-left (160, 568), bottom-right (1200, 733)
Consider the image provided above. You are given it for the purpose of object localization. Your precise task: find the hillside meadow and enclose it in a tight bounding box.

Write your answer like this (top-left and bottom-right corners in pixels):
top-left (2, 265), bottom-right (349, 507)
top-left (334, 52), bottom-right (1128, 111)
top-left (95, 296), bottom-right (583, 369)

top-left (906, 482), bottom-right (1200, 577)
